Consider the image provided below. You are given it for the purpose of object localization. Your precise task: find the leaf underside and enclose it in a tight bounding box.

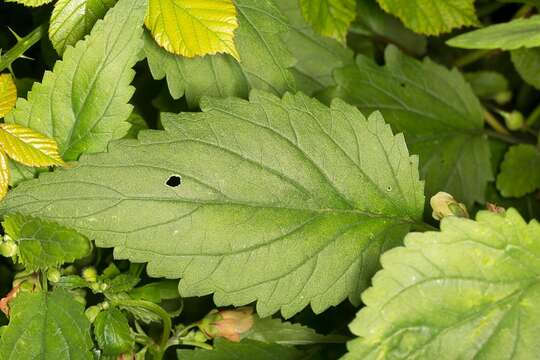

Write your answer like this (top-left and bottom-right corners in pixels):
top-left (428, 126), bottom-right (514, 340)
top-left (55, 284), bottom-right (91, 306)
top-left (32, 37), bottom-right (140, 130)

top-left (344, 209), bottom-right (540, 359)
top-left (497, 144), bottom-right (540, 198)
top-left (0, 90), bottom-right (424, 318)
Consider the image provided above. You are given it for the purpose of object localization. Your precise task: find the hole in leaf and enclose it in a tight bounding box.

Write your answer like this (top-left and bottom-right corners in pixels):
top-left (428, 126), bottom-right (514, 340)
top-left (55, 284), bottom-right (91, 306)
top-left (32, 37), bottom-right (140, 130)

top-left (400, 83), bottom-right (406, 87)
top-left (166, 175), bottom-right (182, 188)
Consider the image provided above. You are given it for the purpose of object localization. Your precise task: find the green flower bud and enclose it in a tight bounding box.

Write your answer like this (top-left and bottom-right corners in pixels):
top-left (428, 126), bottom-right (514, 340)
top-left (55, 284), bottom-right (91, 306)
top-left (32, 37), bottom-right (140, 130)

top-left (0, 239), bottom-right (17, 258)
top-left (498, 110), bottom-right (524, 131)
top-left (47, 268), bottom-right (61, 283)
top-left (494, 90), bottom-right (512, 105)
top-left (430, 192), bottom-right (469, 221)
top-left (82, 266), bottom-right (98, 282)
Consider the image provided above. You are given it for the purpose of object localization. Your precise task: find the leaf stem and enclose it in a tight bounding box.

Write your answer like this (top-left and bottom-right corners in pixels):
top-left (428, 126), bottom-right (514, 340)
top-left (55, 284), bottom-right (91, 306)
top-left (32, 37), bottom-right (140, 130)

top-left (484, 129), bottom-right (526, 144)
top-left (116, 299), bottom-right (171, 359)
top-left (484, 110), bottom-right (510, 135)
top-left (0, 25), bottom-right (45, 72)
top-left (526, 104), bottom-right (540, 127)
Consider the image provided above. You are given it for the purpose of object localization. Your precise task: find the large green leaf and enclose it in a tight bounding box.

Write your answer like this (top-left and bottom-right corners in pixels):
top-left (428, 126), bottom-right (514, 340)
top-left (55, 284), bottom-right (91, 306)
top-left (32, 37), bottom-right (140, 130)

top-left (376, 0), bottom-right (479, 35)
top-left (448, 15), bottom-right (540, 50)
top-left (299, 0), bottom-right (356, 41)
top-left (2, 213), bottom-right (91, 270)
top-left (178, 339), bottom-right (303, 360)
top-left (497, 144), bottom-right (540, 198)
top-left (343, 208), bottom-right (540, 359)
top-left (5, 0), bottom-right (146, 161)
top-left (327, 45), bottom-right (491, 206)
top-left (511, 48), bottom-right (540, 89)
top-left (0, 289), bottom-right (93, 359)
top-left (144, 0), bottom-right (295, 108)
top-left (0, 91), bottom-right (424, 318)
top-left (274, 0), bottom-right (353, 95)
top-left (5, 0), bottom-right (53, 6)
top-left (49, 0), bottom-right (117, 55)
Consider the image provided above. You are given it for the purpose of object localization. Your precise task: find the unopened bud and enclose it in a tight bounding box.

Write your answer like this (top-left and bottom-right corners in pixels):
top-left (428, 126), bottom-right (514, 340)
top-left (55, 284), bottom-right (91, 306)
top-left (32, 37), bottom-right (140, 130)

top-left (47, 268), bottom-right (61, 283)
top-left (498, 110), bottom-right (524, 131)
top-left (199, 307), bottom-right (254, 342)
top-left (0, 238), bottom-right (17, 258)
top-left (486, 202), bottom-right (505, 214)
top-left (430, 192), bottom-right (469, 221)
top-left (494, 91), bottom-right (512, 105)
top-left (82, 266), bottom-right (97, 282)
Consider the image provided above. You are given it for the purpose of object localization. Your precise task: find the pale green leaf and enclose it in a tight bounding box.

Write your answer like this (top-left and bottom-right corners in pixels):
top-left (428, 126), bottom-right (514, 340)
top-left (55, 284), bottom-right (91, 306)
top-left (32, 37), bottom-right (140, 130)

top-left (145, 0), bottom-right (239, 58)
top-left (448, 15), bottom-right (540, 49)
top-left (0, 289), bottom-right (93, 359)
top-left (4, 0), bottom-right (53, 6)
top-left (299, 0), bottom-right (356, 41)
top-left (497, 144), bottom-right (540, 197)
top-left (0, 74), bottom-right (16, 118)
top-left (327, 45), bottom-right (491, 206)
top-left (129, 280), bottom-right (180, 303)
top-left (49, 0), bottom-right (118, 55)
top-left (94, 308), bottom-right (134, 356)
top-left (2, 213), bottom-right (91, 270)
top-left (377, 0), bottom-right (479, 35)
top-left (178, 339), bottom-right (303, 360)
top-left (511, 47), bottom-right (540, 89)
top-left (244, 316), bottom-right (348, 345)
top-left (144, 0), bottom-right (295, 107)
top-left (0, 151), bottom-right (9, 200)
top-left (5, 0), bottom-right (146, 161)
top-left (274, 0), bottom-right (353, 95)
top-left (0, 91), bottom-right (424, 318)
top-left (343, 209), bottom-right (540, 359)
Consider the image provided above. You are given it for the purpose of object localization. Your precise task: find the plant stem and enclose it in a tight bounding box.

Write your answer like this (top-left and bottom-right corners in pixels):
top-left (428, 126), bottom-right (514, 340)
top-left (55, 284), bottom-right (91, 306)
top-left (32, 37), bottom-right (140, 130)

top-left (484, 129), bottom-right (526, 144)
top-left (0, 25), bottom-right (45, 72)
top-left (513, 4), bottom-right (534, 19)
top-left (117, 299), bottom-right (171, 359)
top-left (484, 110), bottom-right (511, 135)
top-left (454, 50), bottom-right (495, 68)
top-left (526, 104), bottom-right (540, 127)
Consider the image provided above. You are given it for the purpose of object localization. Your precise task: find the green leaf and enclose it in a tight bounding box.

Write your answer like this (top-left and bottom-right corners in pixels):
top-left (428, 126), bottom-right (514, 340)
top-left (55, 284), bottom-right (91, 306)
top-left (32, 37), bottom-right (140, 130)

top-left (497, 144), bottom-right (540, 197)
top-left (274, 0), bottom-right (354, 95)
top-left (376, 0), bottom-right (479, 35)
top-left (327, 45), bottom-right (491, 206)
top-left (464, 71), bottom-right (509, 99)
top-left (94, 308), bottom-right (134, 356)
top-left (0, 91), bottom-right (424, 318)
top-left (447, 15), bottom-right (540, 49)
top-left (2, 213), bottom-right (91, 270)
top-left (244, 316), bottom-right (348, 345)
top-left (343, 208), bottom-right (540, 359)
top-left (49, 0), bottom-right (117, 55)
top-left (511, 48), bottom-right (540, 89)
top-left (129, 280), bottom-right (180, 303)
top-left (5, 0), bottom-right (146, 161)
top-left (143, 0), bottom-right (296, 107)
top-left (4, 0), bottom-right (53, 6)
top-left (299, 0), bottom-right (356, 41)
top-left (178, 339), bottom-right (304, 360)
top-left (145, 0), bottom-right (239, 59)
top-left (0, 74), bottom-right (16, 118)
top-left (0, 289), bottom-right (93, 359)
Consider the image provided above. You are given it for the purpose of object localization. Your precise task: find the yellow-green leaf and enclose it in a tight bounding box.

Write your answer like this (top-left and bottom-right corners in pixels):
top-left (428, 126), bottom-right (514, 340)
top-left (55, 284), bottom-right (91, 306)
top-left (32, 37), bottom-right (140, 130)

top-left (0, 74), bottom-right (17, 118)
top-left (300, 0), bottom-right (356, 42)
top-left (0, 123), bottom-right (66, 168)
top-left (145, 0), bottom-right (240, 59)
top-left (0, 151), bottom-right (10, 200)
top-left (4, 0), bottom-right (53, 6)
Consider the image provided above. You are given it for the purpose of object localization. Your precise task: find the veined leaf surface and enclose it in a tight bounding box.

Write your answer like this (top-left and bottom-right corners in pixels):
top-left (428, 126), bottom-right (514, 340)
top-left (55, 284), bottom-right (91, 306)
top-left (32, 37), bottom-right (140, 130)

top-left (0, 74), bottom-right (17, 118)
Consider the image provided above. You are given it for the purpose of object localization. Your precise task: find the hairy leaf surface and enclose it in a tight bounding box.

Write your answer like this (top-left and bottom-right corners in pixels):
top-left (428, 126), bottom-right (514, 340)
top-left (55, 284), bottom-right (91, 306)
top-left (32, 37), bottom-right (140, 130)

top-left (497, 144), bottom-right (540, 197)
top-left (0, 91), bottom-right (424, 318)
top-left (5, 0), bottom-right (146, 161)
top-left (0, 289), bottom-right (93, 359)
top-left (178, 339), bottom-right (303, 360)
top-left (448, 15), bottom-right (540, 49)
top-left (299, 0), bottom-right (356, 41)
top-left (144, 0), bottom-right (295, 107)
top-left (344, 209), bottom-right (540, 359)
top-left (376, 0), bottom-right (479, 35)
top-left (328, 45), bottom-right (491, 206)
top-left (2, 213), bottom-right (91, 270)
top-left (49, 0), bottom-right (117, 54)
top-left (145, 0), bottom-right (239, 58)
top-left (0, 74), bottom-right (16, 118)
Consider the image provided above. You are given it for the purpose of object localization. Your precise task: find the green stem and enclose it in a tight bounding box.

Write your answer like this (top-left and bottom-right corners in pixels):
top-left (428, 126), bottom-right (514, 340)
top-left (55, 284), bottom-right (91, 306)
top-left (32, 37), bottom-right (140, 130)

top-left (116, 299), bottom-right (171, 359)
top-left (513, 4), bottom-right (534, 19)
top-left (454, 50), bottom-right (495, 68)
top-left (0, 25), bottom-right (45, 72)
top-left (40, 271), bottom-right (48, 292)
top-left (526, 103), bottom-right (540, 127)
top-left (484, 129), bottom-right (528, 144)
top-left (484, 110), bottom-right (510, 135)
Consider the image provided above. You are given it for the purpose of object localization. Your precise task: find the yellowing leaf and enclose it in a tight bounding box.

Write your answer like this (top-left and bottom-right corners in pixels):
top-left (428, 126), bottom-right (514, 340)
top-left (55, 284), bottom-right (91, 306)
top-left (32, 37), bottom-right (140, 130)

top-left (145, 0), bottom-right (240, 59)
top-left (0, 151), bottom-right (9, 200)
top-left (0, 123), bottom-right (66, 168)
top-left (0, 74), bottom-right (17, 118)
top-left (4, 0), bottom-right (53, 6)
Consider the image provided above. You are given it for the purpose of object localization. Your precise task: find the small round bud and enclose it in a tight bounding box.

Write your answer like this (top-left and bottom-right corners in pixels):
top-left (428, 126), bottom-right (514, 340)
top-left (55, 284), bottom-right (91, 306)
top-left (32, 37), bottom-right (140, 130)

top-left (430, 192), bottom-right (469, 221)
top-left (47, 268), bottom-right (61, 283)
top-left (82, 266), bottom-right (98, 282)
top-left (494, 91), bottom-right (512, 105)
top-left (504, 111), bottom-right (524, 131)
top-left (199, 307), bottom-right (254, 342)
top-left (0, 239), bottom-right (17, 258)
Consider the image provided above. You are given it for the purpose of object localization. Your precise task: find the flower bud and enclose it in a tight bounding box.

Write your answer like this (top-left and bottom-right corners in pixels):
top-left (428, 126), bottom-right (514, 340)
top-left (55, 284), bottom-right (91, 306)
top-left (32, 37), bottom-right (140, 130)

top-left (0, 238), bottom-right (17, 258)
top-left (199, 307), bottom-right (254, 342)
top-left (82, 266), bottom-right (98, 282)
top-left (47, 268), bottom-right (61, 283)
top-left (430, 192), bottom-right (469, 221)
top-left (494, 90), bottom-right (512, 105)
top-left (498, 110), bottom-right (524, 131)
top-left (486, 202), bottom-right (505, 214)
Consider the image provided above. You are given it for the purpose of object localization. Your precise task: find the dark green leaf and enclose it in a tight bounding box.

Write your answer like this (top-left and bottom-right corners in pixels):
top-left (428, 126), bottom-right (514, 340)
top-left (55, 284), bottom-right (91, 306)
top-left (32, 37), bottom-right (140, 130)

top-left (94, 308), bottom-right (134, 356)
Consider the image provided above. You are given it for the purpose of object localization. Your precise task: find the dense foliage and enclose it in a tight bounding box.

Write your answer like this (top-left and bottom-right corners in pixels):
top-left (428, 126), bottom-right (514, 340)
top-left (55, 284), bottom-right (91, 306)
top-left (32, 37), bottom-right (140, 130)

top-left (1, 0), bottom-right (540, 359)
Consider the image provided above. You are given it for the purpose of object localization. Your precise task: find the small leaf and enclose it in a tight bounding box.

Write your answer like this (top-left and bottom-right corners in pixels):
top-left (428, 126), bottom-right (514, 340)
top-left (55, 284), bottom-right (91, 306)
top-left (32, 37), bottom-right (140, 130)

top-left (178, 339), bottom-right (304, 360)
top-left (129, 280), bottom-right (180, 303)
top-left (511, 47), bottom-right (540, 90)
top-left (0, 151), bottom-right (9, 200)
top-left (2, 213), bottom-right (92, 270)
top-left (145, 0), bottom-right (239, 59)
top-left (0, 91), bottom-right (424, 318)
top-left (299, 0), bottom-right (356, 42)
top-left (4, 0), bottom-right (53, 6)
top-left (244, 316), bottom-right (348, 345)
top-left (497, 144), bottom-right (540, 197)
top-left (376, 0), bottom-right (479, 35)
top-left (94, 308), bottom-right (135, 356)
top-left (0, 123), bottom-right (65, 167)
top-left (0, 74), bottom-right (17, 118)
top-left (447, 15), bottom-right (540, 49)
top-left (0, 288), bottom-right (93, 359)
top-left (343, 209), bottom-right (540, 359)
top-left (49, 0), bottom-right (118, 54)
